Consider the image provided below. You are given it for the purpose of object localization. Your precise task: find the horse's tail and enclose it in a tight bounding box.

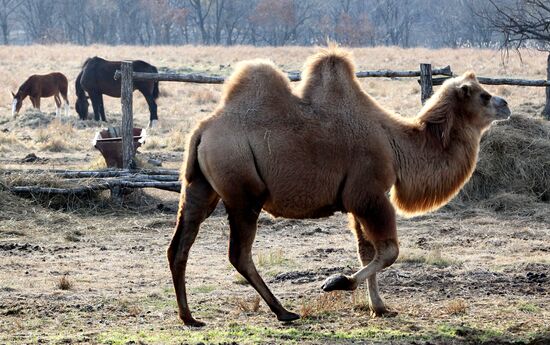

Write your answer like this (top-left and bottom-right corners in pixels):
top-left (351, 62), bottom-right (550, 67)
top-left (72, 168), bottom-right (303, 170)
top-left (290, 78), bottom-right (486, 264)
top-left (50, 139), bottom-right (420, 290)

top-left (152, 81), bottom-right (159, 100)
top-left (151, 66), bottom-right (160, 100)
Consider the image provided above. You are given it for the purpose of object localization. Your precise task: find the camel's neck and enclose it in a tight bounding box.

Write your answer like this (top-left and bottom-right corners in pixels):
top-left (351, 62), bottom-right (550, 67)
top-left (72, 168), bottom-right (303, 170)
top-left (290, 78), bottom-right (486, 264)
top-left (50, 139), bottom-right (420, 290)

top-left (388, 120), bottom-right (481, 216)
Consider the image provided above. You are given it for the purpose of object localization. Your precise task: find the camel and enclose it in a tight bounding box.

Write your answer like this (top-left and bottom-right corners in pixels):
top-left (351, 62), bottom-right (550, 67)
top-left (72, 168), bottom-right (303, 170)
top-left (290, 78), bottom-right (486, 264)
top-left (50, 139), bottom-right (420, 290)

top-left (167, 47), bottom-right (511, 326)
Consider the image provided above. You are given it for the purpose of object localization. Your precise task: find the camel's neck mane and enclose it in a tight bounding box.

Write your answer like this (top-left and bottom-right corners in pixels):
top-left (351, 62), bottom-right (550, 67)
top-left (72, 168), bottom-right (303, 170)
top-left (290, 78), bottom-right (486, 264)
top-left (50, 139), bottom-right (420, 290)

top-left (388, 97), bottom-right (481, 216)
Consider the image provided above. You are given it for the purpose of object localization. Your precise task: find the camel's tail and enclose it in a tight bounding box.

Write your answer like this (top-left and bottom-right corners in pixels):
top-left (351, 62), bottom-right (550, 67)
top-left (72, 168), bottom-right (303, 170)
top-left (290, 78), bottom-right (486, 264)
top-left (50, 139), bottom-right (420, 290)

top-left (221, 59), bottom-right (292, 106)
top-left (182, 124), bottom-right (203, 183)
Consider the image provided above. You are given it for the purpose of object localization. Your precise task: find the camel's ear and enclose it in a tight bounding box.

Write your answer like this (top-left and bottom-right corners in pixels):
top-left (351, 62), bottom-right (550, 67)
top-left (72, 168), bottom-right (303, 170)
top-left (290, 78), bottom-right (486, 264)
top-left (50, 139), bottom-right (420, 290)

top-left (463, 71), bottom-right (476, 80)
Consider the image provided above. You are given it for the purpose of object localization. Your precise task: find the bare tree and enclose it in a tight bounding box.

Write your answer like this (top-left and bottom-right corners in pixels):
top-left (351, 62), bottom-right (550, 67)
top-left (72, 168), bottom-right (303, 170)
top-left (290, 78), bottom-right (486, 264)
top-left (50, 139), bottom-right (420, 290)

top-left (484, 0), bottom-right (550, 118)
top-left (371, 0), bottom-right (419, 47)
top-left (0, 0), bottom-right (23, 44)
top-left (189, 0), bottom-right (213, 44)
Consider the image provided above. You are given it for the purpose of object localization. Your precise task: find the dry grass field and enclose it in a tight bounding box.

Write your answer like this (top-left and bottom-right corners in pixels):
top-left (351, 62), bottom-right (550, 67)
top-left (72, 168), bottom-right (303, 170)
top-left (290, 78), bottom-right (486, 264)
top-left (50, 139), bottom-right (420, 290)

top-left (0, 45), bottom-right (549, 345)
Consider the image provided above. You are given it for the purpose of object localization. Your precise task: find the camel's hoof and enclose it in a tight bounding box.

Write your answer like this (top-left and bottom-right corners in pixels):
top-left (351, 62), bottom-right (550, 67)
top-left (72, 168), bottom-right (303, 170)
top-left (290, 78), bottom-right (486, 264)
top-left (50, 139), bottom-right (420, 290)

top-left (277, 311), bottom-right (300, 322)
top-left (182, 318), bottom-right (206, 327)
top-left (321, 274), bottom-right (356, 292)
top-left (370, 308), bottom-right (398, 318)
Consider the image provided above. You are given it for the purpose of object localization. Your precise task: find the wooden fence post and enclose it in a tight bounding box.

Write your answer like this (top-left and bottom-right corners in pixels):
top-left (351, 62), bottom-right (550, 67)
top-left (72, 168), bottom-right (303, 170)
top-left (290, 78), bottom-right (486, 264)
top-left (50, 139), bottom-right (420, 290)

top-left (543, 53), bottom-right (550, 120)
top-left (121, 61), bottom-right (135, 169)
top-left (420, 63), bottom-right (433, 104)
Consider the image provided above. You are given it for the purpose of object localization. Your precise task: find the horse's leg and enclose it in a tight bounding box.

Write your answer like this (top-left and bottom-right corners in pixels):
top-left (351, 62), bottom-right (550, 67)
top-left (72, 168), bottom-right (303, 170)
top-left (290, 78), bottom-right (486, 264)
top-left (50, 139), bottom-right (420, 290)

top-left (99, 95), bottom-right (106, 121)
top-left (30, 96), bottom-right (37, 109)
top-left (322, 193), bottom-right (399, 295)
top-left (34, 97), bottom-right (41, 111)
top-left (350, 215), bottom-right (397, 317)
top-left (226, 202), bottom-right (300, 322)
top-left (141, 89), bottom-right (158, 128)
top-left (60, 81), bottom-right (70, 117)
top-left (167, 176), bottom-right (219, 327)
top-left (90, 93), bottom-right (103, 121)
top-left (54, 94), bottom-right (61, 117)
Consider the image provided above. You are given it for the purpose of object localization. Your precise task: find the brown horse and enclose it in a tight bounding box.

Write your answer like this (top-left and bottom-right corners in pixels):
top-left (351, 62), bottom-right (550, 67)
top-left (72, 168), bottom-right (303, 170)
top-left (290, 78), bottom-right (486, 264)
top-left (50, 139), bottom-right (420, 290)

top-left (12, 72), bottom-right (69, 118)
top-left (167, 47), bottom-right (511, 326)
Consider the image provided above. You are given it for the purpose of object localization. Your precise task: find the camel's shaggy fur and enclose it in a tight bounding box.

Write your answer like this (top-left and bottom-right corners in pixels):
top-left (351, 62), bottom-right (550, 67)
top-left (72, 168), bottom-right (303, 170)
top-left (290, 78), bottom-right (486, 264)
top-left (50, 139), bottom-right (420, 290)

top-left (169, 47), bottom-right (510, 326)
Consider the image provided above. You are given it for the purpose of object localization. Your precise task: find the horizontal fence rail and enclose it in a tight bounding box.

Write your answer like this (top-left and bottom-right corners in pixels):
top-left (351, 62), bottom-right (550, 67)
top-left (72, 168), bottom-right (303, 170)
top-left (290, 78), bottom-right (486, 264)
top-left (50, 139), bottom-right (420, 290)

top-left (8, 60), bottom-right (549, 201)
top-left (113, 65), bottom-right (453, 83)
top-left (430, 76), bottom-right (550, 87)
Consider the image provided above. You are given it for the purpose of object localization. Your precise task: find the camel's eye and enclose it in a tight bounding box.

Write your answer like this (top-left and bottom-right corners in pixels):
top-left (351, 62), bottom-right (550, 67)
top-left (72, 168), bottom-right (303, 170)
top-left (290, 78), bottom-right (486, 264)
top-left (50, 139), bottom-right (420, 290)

top-left (480, 93), bottom-right (491, 104)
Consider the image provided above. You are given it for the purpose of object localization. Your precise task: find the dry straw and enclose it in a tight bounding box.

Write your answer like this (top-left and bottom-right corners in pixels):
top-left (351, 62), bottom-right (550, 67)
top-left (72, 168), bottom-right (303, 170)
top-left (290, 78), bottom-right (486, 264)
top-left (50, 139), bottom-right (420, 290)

top-left (458, 114), bottom-right (550, 215)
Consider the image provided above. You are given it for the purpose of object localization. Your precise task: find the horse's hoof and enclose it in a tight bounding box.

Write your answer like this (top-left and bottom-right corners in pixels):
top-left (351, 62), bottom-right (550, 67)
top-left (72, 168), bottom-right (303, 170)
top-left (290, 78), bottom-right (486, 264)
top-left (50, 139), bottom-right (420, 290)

top-left (149, 120), bottom-right (159, 128)
top-left (370, 308), bottom-right (398, 318)
top-left (182, 318), bottom-right (206, 327)
top-left (277, 311), bottom-right (300, 322)
top-left (321, 274), bottom-right (357, 292)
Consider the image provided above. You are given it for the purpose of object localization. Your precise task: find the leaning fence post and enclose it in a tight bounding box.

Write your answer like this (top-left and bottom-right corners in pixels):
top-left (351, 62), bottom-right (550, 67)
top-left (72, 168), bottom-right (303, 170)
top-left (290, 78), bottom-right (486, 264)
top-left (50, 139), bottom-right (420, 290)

top-left (121, 61), bottom-right (135, 169)
top-left (543, 53), bottom-right (550, 120)
top-left (420, 63), bottom-right (433, 104)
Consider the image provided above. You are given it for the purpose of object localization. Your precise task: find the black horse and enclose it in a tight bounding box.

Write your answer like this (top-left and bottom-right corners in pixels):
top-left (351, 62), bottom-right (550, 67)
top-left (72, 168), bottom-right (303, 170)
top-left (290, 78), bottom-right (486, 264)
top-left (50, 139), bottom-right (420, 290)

top-left (75, 57), bottom-right (160, 127)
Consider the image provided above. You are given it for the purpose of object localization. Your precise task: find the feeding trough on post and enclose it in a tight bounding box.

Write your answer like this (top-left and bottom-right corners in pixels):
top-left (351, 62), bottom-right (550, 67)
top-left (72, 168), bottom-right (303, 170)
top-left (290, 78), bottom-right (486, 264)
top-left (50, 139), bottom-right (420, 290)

top-left (93, 127), bottom-right (145, 168)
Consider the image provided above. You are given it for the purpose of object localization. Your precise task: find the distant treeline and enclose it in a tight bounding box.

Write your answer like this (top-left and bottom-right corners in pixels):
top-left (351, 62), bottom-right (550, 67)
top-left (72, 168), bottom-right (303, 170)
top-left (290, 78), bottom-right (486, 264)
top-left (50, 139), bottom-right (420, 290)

top-left (1, 0), bottom-right (508, 48)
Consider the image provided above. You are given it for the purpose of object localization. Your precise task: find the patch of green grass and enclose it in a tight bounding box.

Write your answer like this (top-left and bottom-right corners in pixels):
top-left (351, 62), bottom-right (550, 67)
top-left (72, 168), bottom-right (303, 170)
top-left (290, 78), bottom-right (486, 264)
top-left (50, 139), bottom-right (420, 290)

top-left (517, 301), bottom-right (541, 313)
top-left (398, 248), bottom-right (460, 268)
top-left (191, 284), bottom-right (216, 294)
top-left (436, 324), bottom-right (505, 343)
top-left (96, 323), bottom-right (414, 345)
top-left (141, 292), bottom-right (177, 310)
top-left (256, 248), bottom-right (292, 268)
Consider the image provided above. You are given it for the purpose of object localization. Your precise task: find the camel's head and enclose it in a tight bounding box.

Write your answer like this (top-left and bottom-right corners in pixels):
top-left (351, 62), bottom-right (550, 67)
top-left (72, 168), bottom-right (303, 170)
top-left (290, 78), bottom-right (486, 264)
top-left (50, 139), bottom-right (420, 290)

top-left (453, 71), bottom-right (511, 128)
top-left (420, 71), bottom-right (511, 147)
top-left (11, 91), bottom-right (23, 117)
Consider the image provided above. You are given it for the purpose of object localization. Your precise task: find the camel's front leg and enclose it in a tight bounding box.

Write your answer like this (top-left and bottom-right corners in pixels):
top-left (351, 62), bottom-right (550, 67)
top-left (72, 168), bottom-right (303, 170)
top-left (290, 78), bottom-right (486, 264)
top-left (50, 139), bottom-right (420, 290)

top-left (322, 194), bottom-right (399, 318)
top-left (351, 215), bottom-right (397, 316)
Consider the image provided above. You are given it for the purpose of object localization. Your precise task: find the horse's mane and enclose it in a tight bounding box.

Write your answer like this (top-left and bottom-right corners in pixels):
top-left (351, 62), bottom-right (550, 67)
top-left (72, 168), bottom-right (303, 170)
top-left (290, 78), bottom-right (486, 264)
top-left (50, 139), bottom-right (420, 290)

top-left (82, 57), bottom-right (94, 68)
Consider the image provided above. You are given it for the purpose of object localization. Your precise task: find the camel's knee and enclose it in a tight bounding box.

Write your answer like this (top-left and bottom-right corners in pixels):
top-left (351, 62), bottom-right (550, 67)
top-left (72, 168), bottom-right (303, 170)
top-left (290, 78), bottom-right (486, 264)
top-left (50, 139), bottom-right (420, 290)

top-left (378, 239), bottom-right (399, 269)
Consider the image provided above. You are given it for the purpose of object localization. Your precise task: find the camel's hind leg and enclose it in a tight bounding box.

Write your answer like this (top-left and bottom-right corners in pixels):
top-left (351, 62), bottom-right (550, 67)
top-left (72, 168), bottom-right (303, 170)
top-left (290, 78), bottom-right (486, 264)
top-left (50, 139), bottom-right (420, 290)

top-left (350, 216), bottom-right (397, 317)
top-left (322, 194), bottom-right (399, 301)
top-left (167, 176), bottom-right (219, 327)
top-left (226, 203), bottom-right (300, 322)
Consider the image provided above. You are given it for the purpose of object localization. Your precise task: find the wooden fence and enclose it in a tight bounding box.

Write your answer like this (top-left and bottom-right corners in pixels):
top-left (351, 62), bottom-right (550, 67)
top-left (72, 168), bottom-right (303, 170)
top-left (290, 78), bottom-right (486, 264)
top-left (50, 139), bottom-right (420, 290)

top-left (6, 59), bottom-right (550, 198)
top-left (114, 61), bottom-right (550, 171)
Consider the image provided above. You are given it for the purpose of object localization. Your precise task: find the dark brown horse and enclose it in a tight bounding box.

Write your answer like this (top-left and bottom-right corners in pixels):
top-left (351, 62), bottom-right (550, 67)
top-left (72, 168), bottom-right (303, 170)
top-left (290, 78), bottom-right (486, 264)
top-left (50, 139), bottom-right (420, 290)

top-left (75, 57), bottom-right (160, 127)
top-left (12, 72), bottom-right (69, 118)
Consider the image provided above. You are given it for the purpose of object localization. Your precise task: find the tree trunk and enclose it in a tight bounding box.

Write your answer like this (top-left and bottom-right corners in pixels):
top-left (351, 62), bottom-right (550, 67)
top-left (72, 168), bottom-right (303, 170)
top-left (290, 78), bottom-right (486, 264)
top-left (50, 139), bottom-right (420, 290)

top-left (1, 17), bottom-right (9, 45)
top-left (543, 53), bottom-right (550, 120)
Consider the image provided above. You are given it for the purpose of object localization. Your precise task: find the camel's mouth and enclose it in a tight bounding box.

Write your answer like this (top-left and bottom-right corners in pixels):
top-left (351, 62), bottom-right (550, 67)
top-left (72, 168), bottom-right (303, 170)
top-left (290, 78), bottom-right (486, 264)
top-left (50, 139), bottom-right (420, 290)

top-left (492, 96), bottom-right (511, 120)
